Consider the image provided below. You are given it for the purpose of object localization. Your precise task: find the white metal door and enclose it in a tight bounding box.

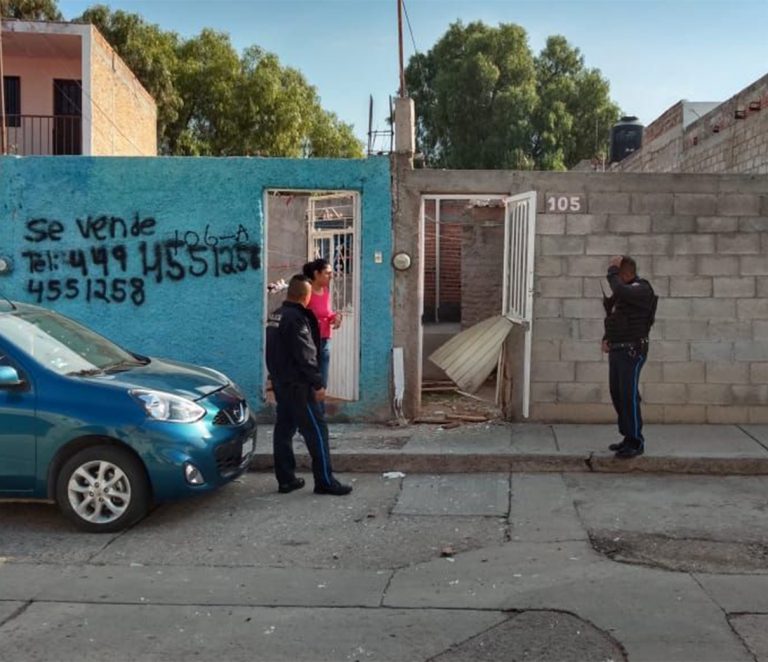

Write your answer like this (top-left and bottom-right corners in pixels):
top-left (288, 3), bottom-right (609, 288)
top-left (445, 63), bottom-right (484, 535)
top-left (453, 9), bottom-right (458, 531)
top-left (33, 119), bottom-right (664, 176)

top-left (307, 193), bottom-right (360, 400)
top-left (502, 191), bottom-right (537, 417)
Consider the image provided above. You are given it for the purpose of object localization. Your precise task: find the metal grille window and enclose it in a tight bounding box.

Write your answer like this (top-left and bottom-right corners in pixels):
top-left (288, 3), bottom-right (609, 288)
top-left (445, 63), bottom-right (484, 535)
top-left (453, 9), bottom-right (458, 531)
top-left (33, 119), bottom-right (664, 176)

top-left (3, 76), bottom-right (20, 128)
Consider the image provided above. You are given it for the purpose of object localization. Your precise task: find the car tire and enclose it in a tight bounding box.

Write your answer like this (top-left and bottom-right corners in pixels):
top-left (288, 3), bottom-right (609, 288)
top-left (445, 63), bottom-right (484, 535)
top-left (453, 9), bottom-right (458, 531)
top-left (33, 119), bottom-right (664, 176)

top-left (56, 445), bottom-right (150, 533)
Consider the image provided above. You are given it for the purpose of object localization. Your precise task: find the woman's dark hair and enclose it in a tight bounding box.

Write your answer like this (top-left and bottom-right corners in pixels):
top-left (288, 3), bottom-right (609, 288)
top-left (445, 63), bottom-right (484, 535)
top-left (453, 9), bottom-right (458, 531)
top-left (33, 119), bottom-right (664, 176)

top-left (302, 258), bottom-right (331, 281)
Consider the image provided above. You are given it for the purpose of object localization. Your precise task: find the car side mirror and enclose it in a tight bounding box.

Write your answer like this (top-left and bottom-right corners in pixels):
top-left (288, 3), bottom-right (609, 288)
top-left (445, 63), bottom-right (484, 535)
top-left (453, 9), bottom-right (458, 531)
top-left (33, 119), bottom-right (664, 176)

top-left (0, 365), bottom-right (24, 387)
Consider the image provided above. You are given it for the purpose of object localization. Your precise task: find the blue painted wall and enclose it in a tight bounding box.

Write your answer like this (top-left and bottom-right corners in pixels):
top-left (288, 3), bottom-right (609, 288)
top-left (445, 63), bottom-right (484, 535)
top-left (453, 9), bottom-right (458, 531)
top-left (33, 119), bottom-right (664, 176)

top-left (0, 156), bottom-right (392, 419)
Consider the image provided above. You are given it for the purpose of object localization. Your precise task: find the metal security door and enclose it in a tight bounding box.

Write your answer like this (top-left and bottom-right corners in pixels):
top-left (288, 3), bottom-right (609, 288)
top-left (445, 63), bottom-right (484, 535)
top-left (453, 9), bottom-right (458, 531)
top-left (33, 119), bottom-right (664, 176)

top-left (502, 191), bottom-right (537, 417)
top-left (307, 193), bottom-right (360, 400)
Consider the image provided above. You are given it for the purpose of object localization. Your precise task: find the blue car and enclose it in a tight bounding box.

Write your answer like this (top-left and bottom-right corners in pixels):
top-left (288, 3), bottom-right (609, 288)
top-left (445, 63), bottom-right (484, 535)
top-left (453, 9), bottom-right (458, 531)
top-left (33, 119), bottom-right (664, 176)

top-left (0, 300), bottom-right (256, 532)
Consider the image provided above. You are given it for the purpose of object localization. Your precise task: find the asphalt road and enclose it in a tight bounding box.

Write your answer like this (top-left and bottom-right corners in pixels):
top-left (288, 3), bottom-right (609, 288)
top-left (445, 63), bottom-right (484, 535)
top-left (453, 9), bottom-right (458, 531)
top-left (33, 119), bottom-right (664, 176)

top-left (1, 471), bottom-right (767, 661)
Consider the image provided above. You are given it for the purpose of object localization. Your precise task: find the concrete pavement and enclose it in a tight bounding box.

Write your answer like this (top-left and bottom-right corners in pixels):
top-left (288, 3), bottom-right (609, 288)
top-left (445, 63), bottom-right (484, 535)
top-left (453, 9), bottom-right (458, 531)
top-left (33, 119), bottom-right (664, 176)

top-left (252, 422), bottom-right (768, 475)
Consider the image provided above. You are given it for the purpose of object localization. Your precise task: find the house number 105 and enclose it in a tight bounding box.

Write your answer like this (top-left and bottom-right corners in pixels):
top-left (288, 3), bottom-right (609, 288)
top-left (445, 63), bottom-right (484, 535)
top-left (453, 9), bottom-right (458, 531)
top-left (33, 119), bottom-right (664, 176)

top-left (546, 195), bottom-right (584, 213)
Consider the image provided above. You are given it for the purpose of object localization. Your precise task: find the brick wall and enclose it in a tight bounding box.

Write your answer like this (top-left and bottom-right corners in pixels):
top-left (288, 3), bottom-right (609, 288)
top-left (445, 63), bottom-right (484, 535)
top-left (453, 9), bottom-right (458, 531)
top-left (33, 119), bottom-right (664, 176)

top-left (618, 74), bottom-right (768, 175)
top-left (403, 169), bottom-right (768, 424)
top-left (89, 27), bottom-right (157, 156)
top-left (423, 200), bottom-right (463, 322)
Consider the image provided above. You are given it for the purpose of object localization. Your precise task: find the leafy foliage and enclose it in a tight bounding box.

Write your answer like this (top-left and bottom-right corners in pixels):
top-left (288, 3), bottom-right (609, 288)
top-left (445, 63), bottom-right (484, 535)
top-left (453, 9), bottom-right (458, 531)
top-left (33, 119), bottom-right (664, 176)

top-left (406, 22), bottom-right (619, 170)
top-left (0, 0), bottom-right (62, 20)
top-left (71, 4), bottom-right (362, 157)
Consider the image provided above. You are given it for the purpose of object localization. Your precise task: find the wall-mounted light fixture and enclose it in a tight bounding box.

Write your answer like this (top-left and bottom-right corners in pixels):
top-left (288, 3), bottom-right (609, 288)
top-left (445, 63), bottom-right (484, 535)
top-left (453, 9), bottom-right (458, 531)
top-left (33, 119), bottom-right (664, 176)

top-left (0, 256), bottom-right (13, 275)
top-left (748, 100), bottom-right (762, 112)
top-left (734, 109), bottom-right (747, 120)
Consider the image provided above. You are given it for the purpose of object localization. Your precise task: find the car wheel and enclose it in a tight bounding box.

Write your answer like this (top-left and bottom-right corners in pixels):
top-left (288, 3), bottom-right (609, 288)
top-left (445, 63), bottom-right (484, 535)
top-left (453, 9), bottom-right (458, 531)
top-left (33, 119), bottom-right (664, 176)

top-left (56, 445), bottom-right (150, 533)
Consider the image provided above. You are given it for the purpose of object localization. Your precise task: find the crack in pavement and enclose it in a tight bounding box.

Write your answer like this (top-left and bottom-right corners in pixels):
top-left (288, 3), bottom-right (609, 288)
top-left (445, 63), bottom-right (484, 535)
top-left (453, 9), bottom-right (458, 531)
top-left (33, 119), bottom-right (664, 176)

top-left (0, 600), bottom-right (33, 629)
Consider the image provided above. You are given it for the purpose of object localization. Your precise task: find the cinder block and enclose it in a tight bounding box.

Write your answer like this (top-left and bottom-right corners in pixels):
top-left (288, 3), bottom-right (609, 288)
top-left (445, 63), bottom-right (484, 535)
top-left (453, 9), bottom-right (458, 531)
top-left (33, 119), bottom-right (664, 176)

top-left (576, 361), bottom-right (609, 383)
top-left (557, 382), bottom-right (605, 403)
top-left (648, 276), bottom-right (670, 297)
top-left (578, 319), bottom-right (607, 341)
top-left (643, 383), bottom-right (687, 404)
top-left (652, 215), bottom-right (697, 234)
top-left (706, 406), bottom-right (750, 424)
top-left (566, 256), bottom-right (608, 277)
top-left (541, 236), bottom-right (585, 256)
top-left (535, 256), bottom-right (564, 276)
top-left (565, 214), bottom-right (607, 235)
top-left (653, 256), bottom-right (696, 276)
top-left (738, 217), bottom-right (768, 232)
top-left (608, 214), bottom-right (652, 233)
top-left (537, 277), bottom-right (583, 298)
top-left (656, 298), bottom-right (693, 320)
top-left (560, 340), bottom-right (603, 362)
top-left (529, 403), bottom-right (615, 423)
top-left (628, 235), bottom-right (672, 255)
top-left (707, 320), bottom-right (753, 340)
top-left (673, 234), bottom-right (716, 255)
top-left (670, 277), bottom-right (712, 297)
top-left (717, 234), bottom-right (761, 254)
top-left (535, 319), bottom-right (576, 340)
top-left (740, 257), bottom-right (768, 276)
top-left (631, 193), bottom-right (673, 214)
top-left (662, 361), bottom-right (705, 383)
top-left (696, 216), bottom-right (739, 233)
top-left (533, 340), bottom-right (560, 361)
top-left (562, 299), bottom-right (604, 320)
top-left (690, 341), bottom-right (734, 361)
top-left (532, 361), bottom-right (576, 382)
top-left (705, 362), bottom-right (749, 384)
top-left (588, 192), bottom-right (631, 214)
top-left (688, 384), bottom-right (733, 405)
top-left (663, 321), bottom-right (709, 340)
top-left (649, 341), bottom-right (690, 361)
top-left (697, 255), bottom-right (740, 276)
top-left (662, 405), bottom-right (707, 424)
top-left (534, 298), bottom-right (562, 318)
top-left (751, 363), bottom-right (768, 384)
top-left (758, 277), bottom-right (768, 298)
top-left (531, 382), bottom-right (557, 403)
top-left (674, 194), bottom-right (718, 216)
top-left (754, 321), bottom-right (768, 339)
top-left (713, 277), bottom-right (756, 298)
top-left (537, 214), bottom-right (566, 235)
top-left (731, 385), bottom-right (768, 405)
top-left (691, 299), bottom-right (736, 320)
top-left (717, 194), bottom-right (762, 216)
top-left (748, 407), bottom-right (768, 424)
top-left (585, 235), bottom-right (628, 256)
top-left (736, 299), bottom-right (768, 320)
top-left (734, 340), bottom-right (768, 361)
top-left (641, 361), bottom-right (663, 382)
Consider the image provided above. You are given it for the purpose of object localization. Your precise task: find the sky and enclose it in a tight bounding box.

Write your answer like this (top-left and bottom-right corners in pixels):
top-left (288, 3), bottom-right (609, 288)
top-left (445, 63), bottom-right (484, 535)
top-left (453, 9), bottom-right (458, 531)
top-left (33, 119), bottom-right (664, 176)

top-left (57, 0), bottom-right (768, 148)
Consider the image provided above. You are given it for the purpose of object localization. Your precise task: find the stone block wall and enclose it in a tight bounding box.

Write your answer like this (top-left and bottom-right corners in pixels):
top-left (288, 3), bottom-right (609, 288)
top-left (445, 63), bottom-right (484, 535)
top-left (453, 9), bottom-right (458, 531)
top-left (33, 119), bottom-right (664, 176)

top-left (400, 168), bottom-right (768, 424)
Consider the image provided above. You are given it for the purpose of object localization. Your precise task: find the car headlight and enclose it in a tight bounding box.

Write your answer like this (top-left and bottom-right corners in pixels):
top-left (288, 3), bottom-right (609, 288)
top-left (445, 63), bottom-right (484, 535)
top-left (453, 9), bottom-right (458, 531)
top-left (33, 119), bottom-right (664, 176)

top-left (130, 389), bottom-right (206, 423)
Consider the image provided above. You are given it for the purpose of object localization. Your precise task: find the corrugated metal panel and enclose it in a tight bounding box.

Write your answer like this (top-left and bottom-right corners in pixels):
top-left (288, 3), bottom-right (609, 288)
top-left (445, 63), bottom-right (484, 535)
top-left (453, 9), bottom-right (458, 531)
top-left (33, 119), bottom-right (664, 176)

top-left (428, 315), bottom-right (514, 393)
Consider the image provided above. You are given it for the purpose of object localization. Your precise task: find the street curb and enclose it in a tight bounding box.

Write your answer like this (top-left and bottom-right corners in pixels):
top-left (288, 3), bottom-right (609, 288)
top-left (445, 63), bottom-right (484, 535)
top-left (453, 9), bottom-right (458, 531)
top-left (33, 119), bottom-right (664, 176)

top-left (250, 453), bottom-right (768, 475)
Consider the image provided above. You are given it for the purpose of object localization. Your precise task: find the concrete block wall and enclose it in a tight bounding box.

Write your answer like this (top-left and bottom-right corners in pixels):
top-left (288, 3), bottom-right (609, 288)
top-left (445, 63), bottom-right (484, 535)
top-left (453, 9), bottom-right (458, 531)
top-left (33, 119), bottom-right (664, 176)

top-left (618, 74), bottom-right (768, 175)
top-left (90, 27), bottom-right (158, 156)
top-left (399, 168), bottom-right (768, 424)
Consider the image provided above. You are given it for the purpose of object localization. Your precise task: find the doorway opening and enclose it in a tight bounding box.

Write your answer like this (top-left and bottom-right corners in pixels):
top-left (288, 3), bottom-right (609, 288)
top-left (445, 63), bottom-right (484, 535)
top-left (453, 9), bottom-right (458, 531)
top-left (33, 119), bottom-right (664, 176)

top-left (420, 193), bottom-right (536, 422)
top-left (264, 190), bottom-right (360, 410)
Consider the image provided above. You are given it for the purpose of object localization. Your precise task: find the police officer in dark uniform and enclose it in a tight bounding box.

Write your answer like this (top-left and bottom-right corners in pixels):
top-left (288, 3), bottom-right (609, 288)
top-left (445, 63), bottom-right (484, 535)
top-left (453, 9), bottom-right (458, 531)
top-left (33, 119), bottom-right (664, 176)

top-left (266, 274), bottom-right (352, 495)
top-left (602, 255), bottom-right (657, 458)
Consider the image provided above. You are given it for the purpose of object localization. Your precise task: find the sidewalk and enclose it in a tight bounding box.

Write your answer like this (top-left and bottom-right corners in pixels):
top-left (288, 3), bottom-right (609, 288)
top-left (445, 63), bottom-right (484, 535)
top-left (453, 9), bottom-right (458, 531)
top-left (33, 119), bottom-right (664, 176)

top-left (251, 422), bottom-right (768, 475)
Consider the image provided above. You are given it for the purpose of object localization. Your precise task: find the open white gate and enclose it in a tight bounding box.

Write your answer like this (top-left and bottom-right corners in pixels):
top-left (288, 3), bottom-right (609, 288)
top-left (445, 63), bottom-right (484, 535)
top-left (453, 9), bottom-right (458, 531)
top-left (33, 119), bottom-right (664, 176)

top-left (502, 191), bottom-right (537, 417)
top-left (307, 193), bottom-right (360, 400)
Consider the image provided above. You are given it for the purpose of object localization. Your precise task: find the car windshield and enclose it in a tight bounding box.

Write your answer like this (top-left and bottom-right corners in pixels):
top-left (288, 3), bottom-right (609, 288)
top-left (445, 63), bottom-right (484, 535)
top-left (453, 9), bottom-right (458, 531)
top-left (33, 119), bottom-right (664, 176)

top-left (0, 310), bottom-right (142, 376)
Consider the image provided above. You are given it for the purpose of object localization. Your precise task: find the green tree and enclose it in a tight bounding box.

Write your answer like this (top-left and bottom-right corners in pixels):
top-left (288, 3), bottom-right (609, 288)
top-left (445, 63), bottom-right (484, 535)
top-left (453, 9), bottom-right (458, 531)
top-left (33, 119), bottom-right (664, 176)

top-left (0, 0), bottom-right (62, 20)
top-left (74, 5), bottom-right (363, 158)
top-left (405, 22), bottom-right (619, 170)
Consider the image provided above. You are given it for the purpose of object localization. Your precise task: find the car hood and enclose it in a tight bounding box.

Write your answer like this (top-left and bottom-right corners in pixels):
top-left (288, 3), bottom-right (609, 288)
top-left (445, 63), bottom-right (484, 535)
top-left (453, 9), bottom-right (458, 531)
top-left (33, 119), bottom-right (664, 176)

top-left (89, 358), bottom-right (229, 400)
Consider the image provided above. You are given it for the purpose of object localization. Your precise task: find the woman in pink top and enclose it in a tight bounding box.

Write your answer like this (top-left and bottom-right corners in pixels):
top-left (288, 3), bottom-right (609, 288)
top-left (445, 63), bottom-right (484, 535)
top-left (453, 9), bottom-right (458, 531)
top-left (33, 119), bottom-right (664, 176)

top-left (303, 258), bottom-right (341, 391)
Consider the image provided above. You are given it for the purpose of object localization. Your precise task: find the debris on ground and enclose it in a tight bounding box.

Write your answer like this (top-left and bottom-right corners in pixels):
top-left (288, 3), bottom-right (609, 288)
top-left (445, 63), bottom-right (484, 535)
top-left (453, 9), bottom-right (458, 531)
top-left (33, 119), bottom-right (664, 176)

top-left (440, 545), bottom-right (455, 557)
top-left (382, 471), bottom-right (406, 479)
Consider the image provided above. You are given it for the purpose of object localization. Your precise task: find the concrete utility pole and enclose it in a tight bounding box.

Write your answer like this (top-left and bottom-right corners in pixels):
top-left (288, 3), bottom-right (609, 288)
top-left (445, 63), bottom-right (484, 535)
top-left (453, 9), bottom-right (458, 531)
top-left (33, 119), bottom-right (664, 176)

top-left (397, 0), bottom-right (405, 97)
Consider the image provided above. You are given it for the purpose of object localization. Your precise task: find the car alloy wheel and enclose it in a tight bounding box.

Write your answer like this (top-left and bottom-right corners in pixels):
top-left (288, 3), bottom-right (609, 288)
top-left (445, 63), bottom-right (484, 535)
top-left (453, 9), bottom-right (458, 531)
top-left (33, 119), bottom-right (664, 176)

top-left (56, 445), bottom-right (150, 533)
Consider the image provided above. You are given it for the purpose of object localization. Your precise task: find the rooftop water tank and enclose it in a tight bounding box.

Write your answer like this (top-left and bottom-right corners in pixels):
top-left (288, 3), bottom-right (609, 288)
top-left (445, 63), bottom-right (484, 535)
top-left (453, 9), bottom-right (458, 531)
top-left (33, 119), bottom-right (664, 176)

top-left (610, 116), bottom-right (644, 163)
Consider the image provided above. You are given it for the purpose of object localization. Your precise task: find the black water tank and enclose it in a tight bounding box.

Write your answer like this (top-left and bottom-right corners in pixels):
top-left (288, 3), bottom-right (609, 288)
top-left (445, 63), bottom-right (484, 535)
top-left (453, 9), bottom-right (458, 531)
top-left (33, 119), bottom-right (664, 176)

top-left (610, 116), bottom-right (644, 163)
